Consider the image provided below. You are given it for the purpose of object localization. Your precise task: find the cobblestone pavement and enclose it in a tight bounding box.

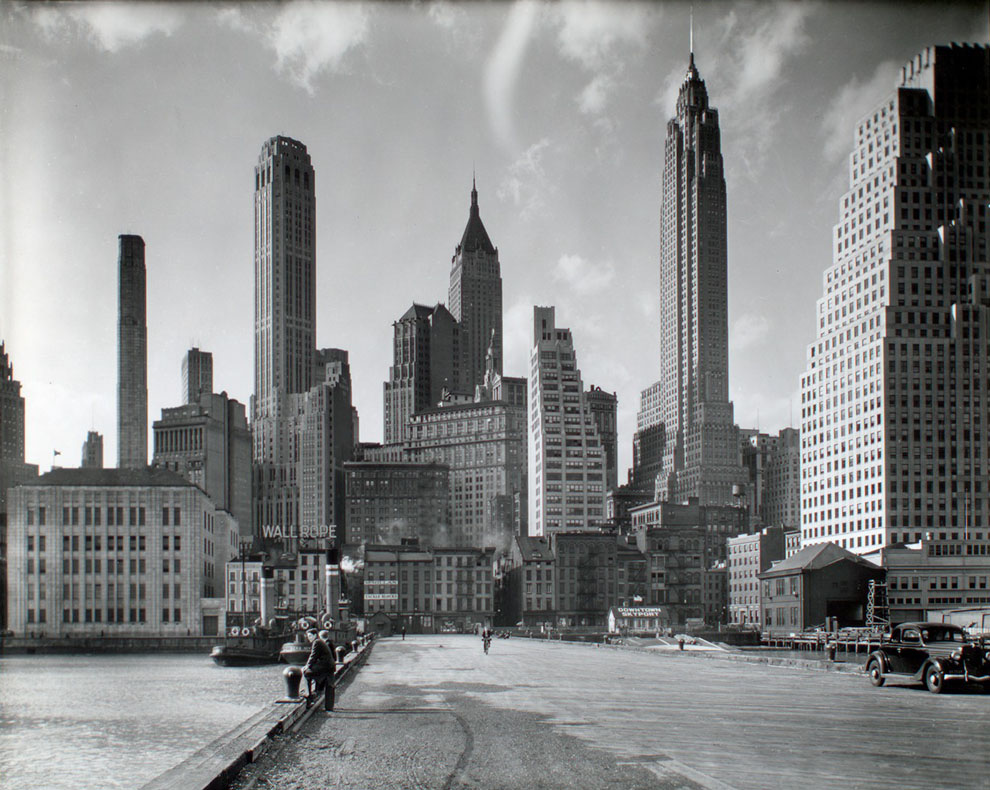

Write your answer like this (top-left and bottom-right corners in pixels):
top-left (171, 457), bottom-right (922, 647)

top-left (241, 635), bottom-right (990, 790)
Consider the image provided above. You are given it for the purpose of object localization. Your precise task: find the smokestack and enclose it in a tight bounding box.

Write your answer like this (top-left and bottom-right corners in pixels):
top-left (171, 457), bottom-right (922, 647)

top-left (325, 543), bottom-right (341, 623)
top-left (117, 234), bottom-right (147, 468)
top-left (259, 565), bottom-right (275, 626)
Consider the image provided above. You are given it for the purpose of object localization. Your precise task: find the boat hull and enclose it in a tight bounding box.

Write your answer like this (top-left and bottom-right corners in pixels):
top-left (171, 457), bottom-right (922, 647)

top-left (210, 636), bottom-right (283, 666)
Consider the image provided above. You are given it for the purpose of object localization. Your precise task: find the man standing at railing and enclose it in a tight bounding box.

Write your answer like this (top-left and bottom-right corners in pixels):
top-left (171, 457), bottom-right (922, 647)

top-left (304, 629), bottom-right (336, 711)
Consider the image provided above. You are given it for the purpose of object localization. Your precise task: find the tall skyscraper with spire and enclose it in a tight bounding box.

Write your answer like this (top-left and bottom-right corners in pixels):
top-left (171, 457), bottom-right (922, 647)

top-left (253, 136), bottom-right (316, 531)
top-left (657, 50), bottom-right (745, 506)
top-left (449, 178), bottom-right (502, 394)
top-left (117, 234), bottom-right (147, 469)
top-left (801, 44), bottom-right (990, 554)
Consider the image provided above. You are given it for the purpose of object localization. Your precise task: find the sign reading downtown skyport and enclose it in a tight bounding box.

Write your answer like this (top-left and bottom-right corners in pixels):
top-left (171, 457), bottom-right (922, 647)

top-left (260, 524), bottom-right (336, 540)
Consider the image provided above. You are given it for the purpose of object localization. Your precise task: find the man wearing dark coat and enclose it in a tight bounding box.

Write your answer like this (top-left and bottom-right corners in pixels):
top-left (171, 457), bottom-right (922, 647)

top-left (303, 629), bottom-right (336, 710)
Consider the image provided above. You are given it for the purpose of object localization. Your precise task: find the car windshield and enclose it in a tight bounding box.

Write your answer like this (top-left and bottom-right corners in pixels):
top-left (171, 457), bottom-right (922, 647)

top-left (919, 626), bottom-right (965, 643)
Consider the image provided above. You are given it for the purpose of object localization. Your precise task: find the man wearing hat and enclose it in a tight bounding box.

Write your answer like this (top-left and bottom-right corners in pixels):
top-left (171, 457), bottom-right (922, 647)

top-left (303, 628), bottom-right (336, 710)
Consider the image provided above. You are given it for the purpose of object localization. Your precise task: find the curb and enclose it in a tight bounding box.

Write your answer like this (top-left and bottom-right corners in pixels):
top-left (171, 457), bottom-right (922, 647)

top-left (140, 637), bottom-right (375, 790)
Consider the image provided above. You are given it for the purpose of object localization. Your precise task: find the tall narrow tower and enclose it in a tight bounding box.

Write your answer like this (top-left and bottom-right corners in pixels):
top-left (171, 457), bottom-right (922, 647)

top-left (657, 53), bottom-right (745, 505)
top-left (117, 234), bottom-right (147, 469)
top-left (449, 179), bottom-right (502, 393)
top-left (253, 136), bottom-right (316, 530)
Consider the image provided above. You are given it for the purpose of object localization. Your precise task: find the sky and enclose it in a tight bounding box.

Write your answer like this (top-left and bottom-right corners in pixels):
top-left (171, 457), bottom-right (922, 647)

top-left (2, 0), bottom-right (987, 477)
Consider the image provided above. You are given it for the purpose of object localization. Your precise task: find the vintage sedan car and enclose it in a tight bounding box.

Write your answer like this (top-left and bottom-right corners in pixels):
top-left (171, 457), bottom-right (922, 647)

top-left (866, 622), bottom-right (990, 693)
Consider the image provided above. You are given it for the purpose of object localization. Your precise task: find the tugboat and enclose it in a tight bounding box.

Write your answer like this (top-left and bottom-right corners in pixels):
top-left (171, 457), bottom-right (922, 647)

top-left (279, 615), bottom-right (329, 665)
top-left (211, 623), bottom-right (285, 666)
top-left (212, 563), bottom-right (287, 666)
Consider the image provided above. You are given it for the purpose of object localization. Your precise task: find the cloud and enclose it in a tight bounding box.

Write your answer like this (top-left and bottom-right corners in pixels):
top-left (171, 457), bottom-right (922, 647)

top-left (497, 137), bottom-right (553, 219)
top-left (553, 254), bottom-right (615, 295)
top-left (730, 313), bottom-right (770, 352)
top-left (31, 3), bottom-right (184, 52)
top-left (554, 0), bottom-right (651, 116)
top-left (821, 60), bottom-right (897, 162)
top-left (483, 1), bottom-right (540, 152)
top-left (267, 1), bottom-right (371, 93)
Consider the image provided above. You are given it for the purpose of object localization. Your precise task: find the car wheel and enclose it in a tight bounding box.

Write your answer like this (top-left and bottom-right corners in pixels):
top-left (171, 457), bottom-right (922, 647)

top-left (867, 659), bottom-right (885, 687)
top-left (924, 665), bottom-right (944, 694)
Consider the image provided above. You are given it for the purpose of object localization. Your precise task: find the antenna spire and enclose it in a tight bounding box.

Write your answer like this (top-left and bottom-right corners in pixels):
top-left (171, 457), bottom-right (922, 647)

top-left (689, 4), bottom-right (694, 62)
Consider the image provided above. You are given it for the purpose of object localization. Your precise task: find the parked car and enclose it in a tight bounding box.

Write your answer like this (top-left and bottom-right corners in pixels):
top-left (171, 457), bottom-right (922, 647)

top-left (865, 622), bottom-right (990, 693)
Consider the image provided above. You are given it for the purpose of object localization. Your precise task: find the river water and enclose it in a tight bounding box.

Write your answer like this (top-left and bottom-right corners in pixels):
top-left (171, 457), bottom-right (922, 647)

top-left (0, 653), bottom-right (285, 790)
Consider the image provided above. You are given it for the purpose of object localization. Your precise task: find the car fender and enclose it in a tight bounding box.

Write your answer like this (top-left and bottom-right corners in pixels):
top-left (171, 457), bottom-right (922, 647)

top-left (867, 650), bottom-right (891, 673)
top-left (915, 657), bottom-right (947, 681)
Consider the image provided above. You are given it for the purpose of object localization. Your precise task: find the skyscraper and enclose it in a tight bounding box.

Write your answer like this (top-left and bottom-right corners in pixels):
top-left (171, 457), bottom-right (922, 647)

top-left (529, 306), bottom-right (607, 536)
top-left (117, 234), bottom-right (147, 469)
top-left (449, 179), bottom-right (502, 393)
top-left (182, 348), bottom-right (213, 405)
top-left (800, 44), bottom-right (990, 554)
top-left (383, 303), bottom-right (461, 445)
top-left (657, 53), bottom-right (745, 506)
top-left (253, 136), bottom-right (316, 530)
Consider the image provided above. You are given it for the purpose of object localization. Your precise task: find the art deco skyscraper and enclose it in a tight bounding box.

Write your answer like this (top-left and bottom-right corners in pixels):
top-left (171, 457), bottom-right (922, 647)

top-left (800, 44), bottom-right (990, 554)
top-left (117, 234), bottom-right (147, 469)
top-left (253, 136), bottom-right (316, 530)
top-left (657, 54), bottom-right (745, 505)
top-left (449, 179), bottom-right (502, 393)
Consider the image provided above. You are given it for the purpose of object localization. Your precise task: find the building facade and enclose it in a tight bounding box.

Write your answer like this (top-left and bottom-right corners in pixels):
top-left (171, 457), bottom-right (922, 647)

top-left (585, 387), bottom-right (618, 491)
top-left (727, 525), bottom-right (793, 627)
top-left (253, 136), bottom-right (316, 531)
top-left (801, 45), bottom-right (990, 554)
top-left (407, 398), bottom-right (527, 550)
top-left (362, 543), bottom-right (495, 633)
top-left (657, 54), bottom-right (745, 506)
top-left (117, 234), bottom-right (147, 469)
top-left (448, 179), bottom-right (502, 394)
top-left (7, 468), bottom-right (239, 636)
top-left (760, 542), bottom-right (884, 635)
top-left (529, 307), bottom-right (607, 536)
top-left (298, 348), bottom-right (355, 536)
top-left (551, 531), bottom-right (618, 627)
top-left (344, 462), bottom-right (449, 546)
top-left (504, 535), bottom-right (556, 627)
top-left (152, 392), bottom-right (252, 537)
top-left (881, 533), bottom-right (990, 624)
top-left (763, 428), bottom-right (801, 529)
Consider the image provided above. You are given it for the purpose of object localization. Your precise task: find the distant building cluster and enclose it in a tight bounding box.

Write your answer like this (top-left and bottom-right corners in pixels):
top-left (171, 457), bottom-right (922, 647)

top-left (2, 43), bottom-right (989, 640)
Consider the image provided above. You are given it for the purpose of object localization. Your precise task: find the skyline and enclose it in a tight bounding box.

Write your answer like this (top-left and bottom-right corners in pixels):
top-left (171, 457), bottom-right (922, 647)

top-left (2, 1), bottom-right (987, 478)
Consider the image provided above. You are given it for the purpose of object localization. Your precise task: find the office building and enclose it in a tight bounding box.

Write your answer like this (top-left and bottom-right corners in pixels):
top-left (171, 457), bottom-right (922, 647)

top-left (657, 53), bottom-right (746, 505)
top-left (6, 468), bottom-right (239, 636)
top-left (152, 392), bottom-right (252, 537)
top-left (586, 387), bottom-right (618, 491)
top-left (529, 307), bottom-right (608, 536)
top-left (81, 431), bottom-right (104, 469)
top-left (299, 348), bottom-right (355, 535)
top-left (763, 428), bottom-right (801, 529)
top-left (800, 44), bottom-right (990, 554)
top-left (344, 462), bottom-right (449, 547)
top-left (182, 348), bottom-right (213, 405)
top-left (727, 525), bottom-right (794, 627)
top-left (383, 303), bottom-right (462, 444)
top-left (448, 179), bottom-right (502, 393)
top-left (253, 136), bottom-right (316, 531)
top-left (407, 396), bottom-right (527, 550)
top-left (117, 234), bottom-right (147, 469)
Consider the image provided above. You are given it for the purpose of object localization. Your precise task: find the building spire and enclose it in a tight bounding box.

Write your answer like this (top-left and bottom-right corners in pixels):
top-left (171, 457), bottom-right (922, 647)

top-left (689, 3), bottom-right (693, 64)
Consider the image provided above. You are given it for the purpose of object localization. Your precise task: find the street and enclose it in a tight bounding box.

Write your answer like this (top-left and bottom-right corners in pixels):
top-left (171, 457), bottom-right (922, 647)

top-left (243, 635), bottom-right (990, 790)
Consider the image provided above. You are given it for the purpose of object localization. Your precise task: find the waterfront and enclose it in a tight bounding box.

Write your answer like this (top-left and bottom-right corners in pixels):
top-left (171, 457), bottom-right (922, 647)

top-left (0, 653), bottom-right (284, 790)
